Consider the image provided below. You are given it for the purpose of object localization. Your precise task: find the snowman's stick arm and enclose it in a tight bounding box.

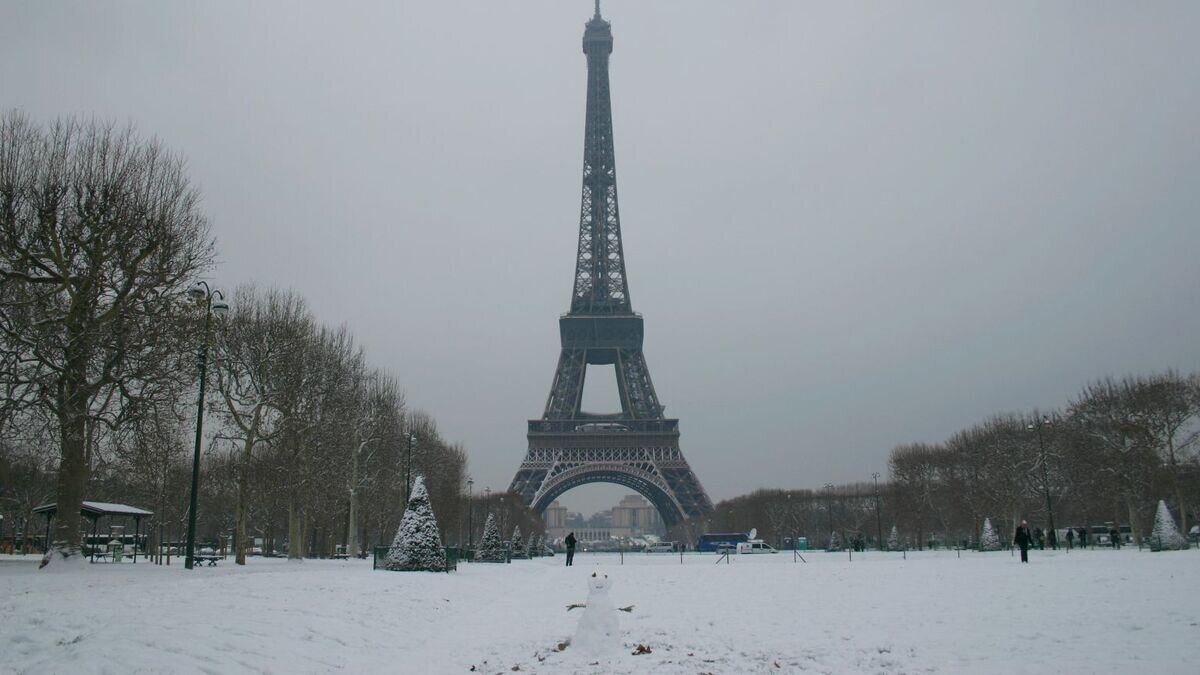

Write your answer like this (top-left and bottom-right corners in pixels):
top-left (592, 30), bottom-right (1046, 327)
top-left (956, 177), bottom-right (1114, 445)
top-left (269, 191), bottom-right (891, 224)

top-left (618, 605), bottom-right (634, 613)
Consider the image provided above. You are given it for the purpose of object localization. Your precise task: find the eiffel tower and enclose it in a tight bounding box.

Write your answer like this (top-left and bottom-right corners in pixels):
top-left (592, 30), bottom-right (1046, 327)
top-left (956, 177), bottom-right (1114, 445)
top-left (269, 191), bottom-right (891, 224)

top-left (509, 2), bottom-right (712, 528)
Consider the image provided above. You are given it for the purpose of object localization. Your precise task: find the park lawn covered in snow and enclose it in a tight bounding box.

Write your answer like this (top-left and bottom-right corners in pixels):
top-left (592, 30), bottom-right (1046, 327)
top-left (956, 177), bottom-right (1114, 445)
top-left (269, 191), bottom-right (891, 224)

top-left (2, 548), bottom-right (1197, 674)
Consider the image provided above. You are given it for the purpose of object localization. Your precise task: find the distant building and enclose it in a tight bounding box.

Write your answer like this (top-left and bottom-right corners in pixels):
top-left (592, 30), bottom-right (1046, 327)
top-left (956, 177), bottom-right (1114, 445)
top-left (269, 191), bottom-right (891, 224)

top-left (544, 501), bottom-right (567, 531)
top-left (544, 494), bottom-right (664, 543)
top-left (611, 494), bottom-right (661, 535)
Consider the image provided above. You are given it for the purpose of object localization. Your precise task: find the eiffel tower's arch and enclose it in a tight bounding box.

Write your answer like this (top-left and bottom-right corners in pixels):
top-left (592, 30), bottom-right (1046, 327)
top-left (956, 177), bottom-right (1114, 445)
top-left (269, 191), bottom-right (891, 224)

top-left (528, 460), bottom-right (687, 529)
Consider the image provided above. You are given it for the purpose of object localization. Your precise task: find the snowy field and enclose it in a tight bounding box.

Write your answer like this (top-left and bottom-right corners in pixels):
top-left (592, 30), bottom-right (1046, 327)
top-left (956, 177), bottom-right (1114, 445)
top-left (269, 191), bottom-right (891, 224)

top-left (2, 548), bottom-right (1197, 674)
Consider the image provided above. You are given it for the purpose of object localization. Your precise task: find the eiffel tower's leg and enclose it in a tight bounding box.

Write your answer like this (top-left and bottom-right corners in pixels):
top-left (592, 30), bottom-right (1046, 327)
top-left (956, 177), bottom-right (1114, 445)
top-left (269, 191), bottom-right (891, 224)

top-left (615, 348), bottom-right (662, 419)
top-left (544, 349), bottom-right (587, 419)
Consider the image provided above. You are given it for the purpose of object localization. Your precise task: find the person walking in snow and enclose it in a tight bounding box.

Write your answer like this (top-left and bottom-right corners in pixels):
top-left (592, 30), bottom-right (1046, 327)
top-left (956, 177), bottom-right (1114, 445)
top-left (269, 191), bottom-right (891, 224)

top-left (1014, 520), bottom-right (1032, 563)
top-left (1065, 527), bottom-right (1074, 550)
top-left (1109, 526), bottom-right (1120, 549)
top-left (565, 531), bottom-right (577, 567)
top-left (1034, 527), bottom-right (1044, 550)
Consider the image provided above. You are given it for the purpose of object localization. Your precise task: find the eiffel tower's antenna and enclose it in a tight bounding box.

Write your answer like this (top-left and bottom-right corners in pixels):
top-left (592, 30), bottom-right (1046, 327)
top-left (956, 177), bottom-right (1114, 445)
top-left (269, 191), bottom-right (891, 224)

top-left (594, 0), bottom-right (601, 19)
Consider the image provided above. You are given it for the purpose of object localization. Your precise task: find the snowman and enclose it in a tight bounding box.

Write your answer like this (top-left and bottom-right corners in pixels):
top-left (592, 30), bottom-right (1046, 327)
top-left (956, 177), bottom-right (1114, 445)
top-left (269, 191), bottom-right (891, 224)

top-left (566, 572), bottom-right (633, 657)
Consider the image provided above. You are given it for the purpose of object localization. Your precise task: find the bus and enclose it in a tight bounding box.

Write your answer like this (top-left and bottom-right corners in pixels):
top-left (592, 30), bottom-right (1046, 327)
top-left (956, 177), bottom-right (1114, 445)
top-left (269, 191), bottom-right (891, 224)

top-left (696, 532), bottom-right (748, 553)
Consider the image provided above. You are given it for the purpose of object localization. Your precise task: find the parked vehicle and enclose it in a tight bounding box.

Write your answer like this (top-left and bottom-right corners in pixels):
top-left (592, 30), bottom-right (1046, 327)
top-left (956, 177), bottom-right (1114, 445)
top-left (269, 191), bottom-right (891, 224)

top-left (696, 532), bottom-right (749, 553)
top-left (1090, 524), bottom-right (1133, 546)
top-left (735, 540), bottom-right (777, 554)
top-left (644, 541), bottom-right (676, 553)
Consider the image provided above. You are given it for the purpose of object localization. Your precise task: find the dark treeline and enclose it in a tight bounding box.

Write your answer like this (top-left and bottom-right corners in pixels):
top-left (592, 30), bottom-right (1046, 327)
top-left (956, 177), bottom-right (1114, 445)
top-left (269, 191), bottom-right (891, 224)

top-left (0, 113), bottom-right (538, 565)
top-left (674, 371), bottom-right (1199, 551)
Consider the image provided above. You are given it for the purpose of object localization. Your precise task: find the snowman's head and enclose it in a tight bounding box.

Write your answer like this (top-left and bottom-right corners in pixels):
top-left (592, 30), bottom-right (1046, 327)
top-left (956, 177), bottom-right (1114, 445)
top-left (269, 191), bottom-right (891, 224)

top-left (588, 571), bottom-right (611, 594)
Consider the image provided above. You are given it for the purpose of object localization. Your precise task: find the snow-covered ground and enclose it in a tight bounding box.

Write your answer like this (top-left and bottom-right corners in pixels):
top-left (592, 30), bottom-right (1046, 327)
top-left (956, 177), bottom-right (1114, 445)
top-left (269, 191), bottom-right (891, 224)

top-left (2, 547), bottom-right (1196, 674)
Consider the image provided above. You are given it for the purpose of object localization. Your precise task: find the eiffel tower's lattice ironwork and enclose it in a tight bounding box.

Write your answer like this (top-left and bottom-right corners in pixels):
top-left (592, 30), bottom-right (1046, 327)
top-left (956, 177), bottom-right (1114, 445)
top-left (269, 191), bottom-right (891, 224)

top-left (509, 3), bottom-right (712, 529)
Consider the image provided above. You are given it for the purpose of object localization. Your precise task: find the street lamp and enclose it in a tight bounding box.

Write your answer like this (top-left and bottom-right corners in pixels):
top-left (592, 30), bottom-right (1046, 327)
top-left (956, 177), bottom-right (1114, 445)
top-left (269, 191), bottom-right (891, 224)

top-left (1028, 414), bottom-right (1057, 550)
top-left (466, 478), bottom-right (474, 549)
top-left (872, 472), bottom-right (883, 551)
top-left (824, 483), bottom-right (834, 548)
top-left (185, 280), bottom-right (228, 570)
top-left (404, 430), bottom-right (417, 504)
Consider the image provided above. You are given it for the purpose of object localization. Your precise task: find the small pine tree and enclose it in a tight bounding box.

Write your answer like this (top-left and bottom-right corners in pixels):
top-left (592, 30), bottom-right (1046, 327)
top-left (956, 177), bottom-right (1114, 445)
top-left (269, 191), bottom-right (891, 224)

top-left (511, 525), bottom-right (525, 558)
top-left (827, 531), bottom-right (842, 552)
top-left (887, 525), bottom-right (900, 551)
top-left (528, 533), bottom-right (540, 557)
top-left (385, 475), bottom-right (446, 571)
top-left (476, 513), bottom-right (505, 561)
top-left (979, 518), bottom-right (1001, 551)
top-left (1150, 500), bottom-right (1189, 551)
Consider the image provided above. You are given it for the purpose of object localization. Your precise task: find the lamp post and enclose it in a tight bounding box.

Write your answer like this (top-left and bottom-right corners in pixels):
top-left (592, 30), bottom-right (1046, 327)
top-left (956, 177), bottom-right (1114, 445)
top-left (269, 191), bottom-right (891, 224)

top-left (824, 483), bottom-right (834, 548)
top-left (467, 478), bottom-right (474, 549)
top-left (484, 487), bottom-right (491, 528)
top-left (1028, 414), bottom-right (1056, 550)
top-left (499, 495), bottom-right (506, 540)
top-left (872, 472), bottom-right (883, 551)
top-left (185, 281), bottom-right (228, 570)
top-left (404, 429), bottom-right (417, 504)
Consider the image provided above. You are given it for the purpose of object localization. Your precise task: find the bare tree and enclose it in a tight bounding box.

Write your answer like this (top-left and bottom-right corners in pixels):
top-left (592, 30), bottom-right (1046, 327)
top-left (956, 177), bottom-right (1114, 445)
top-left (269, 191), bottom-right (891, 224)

top-left (0, 113), bottom-right (215, 566)
top-left (212, 286), bottom-right (311, 564)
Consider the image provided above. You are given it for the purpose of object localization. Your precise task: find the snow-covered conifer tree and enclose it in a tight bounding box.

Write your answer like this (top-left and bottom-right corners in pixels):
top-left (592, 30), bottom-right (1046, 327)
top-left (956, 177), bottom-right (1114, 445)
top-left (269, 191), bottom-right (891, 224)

top-left (1150, 500), bottom-right (1189, 551)
top-left (827, 531), bottom-right (842, 552)
top-left (528, 533), bottom-right (540, 558)
top-left (476, 513), bottom-right (506, 561)
top-left (887, 525), bottom-right (900, 551)
top-left (979, 518), bottom-right (1001, 551)
top-left (511, 525), bottom-right (525, 558)
top-left (385, 475), bottom-right (446, 571)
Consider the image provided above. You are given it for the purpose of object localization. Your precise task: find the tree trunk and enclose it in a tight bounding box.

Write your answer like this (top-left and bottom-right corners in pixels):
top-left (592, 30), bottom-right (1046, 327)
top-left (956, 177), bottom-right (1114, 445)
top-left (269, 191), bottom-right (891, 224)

top-left (1167, 436), bottom-right (1187, 536)
top-left (347, 442), bottom-right (362, 557)
top-left (1126, 498), bottom-right (1141, 546)
top-left (288, 496), bottom-right (303, 560)
top-left (347, 490), bottom-right (358, 557)
top-left (43, 391), bottom-right (89, 567)
top-left (235, 463), bottom-right (248, 565)
top-left (234, 421), bottom-right (259, 565)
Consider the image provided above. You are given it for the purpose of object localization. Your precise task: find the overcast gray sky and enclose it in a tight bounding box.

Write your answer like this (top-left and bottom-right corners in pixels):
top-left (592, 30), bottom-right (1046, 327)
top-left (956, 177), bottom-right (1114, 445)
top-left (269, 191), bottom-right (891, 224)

top-left (4, 1), bottom-right (1198, 517)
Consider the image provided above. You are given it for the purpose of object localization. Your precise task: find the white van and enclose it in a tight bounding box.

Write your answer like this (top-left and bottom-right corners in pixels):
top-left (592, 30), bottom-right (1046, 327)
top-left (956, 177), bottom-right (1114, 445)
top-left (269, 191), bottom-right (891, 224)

top-left (735, 540), bottom-right (777, 554)
top-left (644, 541), bottom-right (675, 553)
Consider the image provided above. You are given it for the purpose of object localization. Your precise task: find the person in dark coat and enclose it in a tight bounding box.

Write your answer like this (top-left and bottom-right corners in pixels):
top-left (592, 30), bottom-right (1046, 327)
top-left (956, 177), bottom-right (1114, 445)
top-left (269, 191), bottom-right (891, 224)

top-left (1109, 526), bottom-right (1120, 549)
top-left (1078, 527), bottom-right (1087, 548)
top-left (1034, 527), bottom-right (1045, 550)
top-left (565, 532), bottom-right (577, 567)
top-left (1065, 527), bottom-right (1075, 550)
top-left (1014, 520), bottom-right (1032, 563)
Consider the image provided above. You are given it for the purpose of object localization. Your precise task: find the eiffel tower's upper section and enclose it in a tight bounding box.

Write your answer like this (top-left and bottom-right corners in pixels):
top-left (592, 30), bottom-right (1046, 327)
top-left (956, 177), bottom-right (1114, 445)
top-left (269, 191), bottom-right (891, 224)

top-left (571, 1), bottom-right (631, 315)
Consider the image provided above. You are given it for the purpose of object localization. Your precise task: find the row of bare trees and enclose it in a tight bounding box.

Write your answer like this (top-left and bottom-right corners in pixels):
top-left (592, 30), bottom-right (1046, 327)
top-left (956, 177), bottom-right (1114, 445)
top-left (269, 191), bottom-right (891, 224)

top-left (888, 371), bottom-right (1200, 547)
top-left (0, 113), bottom-right (474, 566)
top-left (677, 371), bottom-right (1199, 551)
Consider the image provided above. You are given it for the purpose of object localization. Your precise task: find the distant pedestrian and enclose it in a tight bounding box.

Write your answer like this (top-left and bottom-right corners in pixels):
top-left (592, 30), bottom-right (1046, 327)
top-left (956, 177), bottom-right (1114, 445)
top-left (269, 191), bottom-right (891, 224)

top-left (1066, 528), bottom-right (1075, 550)
top-left (1014, 520), bottom-right (1032, 563)
top-left (1048, 529), bottom-right (1057, 550)
top-left (1034, 527), bottom-right (1045, 550)
top-left (1078, 527), bottom-right (1087, 549)
top-left (1109, 526), bottom-right (1120, 549)
top-left (565, 532), bottom-right (577, 566)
